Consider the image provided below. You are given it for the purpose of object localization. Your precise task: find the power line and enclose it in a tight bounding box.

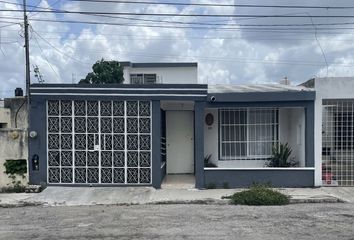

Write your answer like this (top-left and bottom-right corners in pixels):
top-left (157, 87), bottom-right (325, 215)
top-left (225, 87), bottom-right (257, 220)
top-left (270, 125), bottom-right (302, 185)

top-left (4, 0), bottom-right (354, 10)
top-left (49, 12), bottom-right (354, 28)
top-left (0, 22), bottom-right (20, 28)
top-left (3, 1), bottom-right (354, 29)
top-left (3, 9), bottom-right (354, 18)
top-left (27, 43), bottom-right (354, 68)
top-left (25, 28), bottom-right (353, 68)
top-left (31, 28), bottom-right (91, 65)
top-left (28, 0), bottom-right (43, 13)
top-left (4, 35), bottom-right (353, 42)
top-left (29, 0), bottom-right (61, 18)
top-left (2, 16), bottom-right (352, 32)
top-left (4, 16), bottom-right (354, 35)
top-left (67, 0), bottom-right (354, 9)
top-left (31, 30), bottom-right (61, 81)
top-left (3, 15), bottom-right (354, 30)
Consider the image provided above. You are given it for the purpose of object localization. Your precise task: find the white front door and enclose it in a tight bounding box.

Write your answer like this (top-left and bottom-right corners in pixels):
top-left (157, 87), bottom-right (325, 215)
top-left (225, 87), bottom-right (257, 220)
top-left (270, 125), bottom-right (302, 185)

top-left (166, 111), bottom-right (194, 174)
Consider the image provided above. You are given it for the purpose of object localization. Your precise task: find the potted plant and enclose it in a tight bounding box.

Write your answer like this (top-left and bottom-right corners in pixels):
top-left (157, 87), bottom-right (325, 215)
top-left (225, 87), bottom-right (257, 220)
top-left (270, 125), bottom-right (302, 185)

top-left (265, 143), bottom-right (298, 167)
top-left (204, 154), bottom-right (217, 167)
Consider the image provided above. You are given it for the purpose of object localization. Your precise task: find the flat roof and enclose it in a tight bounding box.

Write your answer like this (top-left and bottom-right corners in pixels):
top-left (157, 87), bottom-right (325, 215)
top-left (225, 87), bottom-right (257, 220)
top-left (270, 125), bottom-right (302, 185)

top-left (120, 62), bottom-right (197, 68)
top-left (208, 84), bottom-right (313, 93)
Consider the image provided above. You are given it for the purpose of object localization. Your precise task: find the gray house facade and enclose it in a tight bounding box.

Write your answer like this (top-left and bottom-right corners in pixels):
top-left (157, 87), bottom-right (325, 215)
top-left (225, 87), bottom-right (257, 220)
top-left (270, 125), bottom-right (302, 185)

top-left (28, 82), bottom-right (315, 188)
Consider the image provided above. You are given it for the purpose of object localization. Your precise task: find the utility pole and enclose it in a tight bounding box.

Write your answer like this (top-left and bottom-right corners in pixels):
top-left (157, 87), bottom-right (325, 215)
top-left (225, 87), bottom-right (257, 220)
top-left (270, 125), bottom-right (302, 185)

top-left (23, 0), bottom-right (30, 105)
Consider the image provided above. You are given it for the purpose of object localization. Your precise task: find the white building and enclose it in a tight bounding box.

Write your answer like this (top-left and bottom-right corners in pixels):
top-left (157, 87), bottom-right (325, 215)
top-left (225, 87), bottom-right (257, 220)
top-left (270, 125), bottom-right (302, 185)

top-left (121, 62), bottom-right (198, 84)
top-left (305, 77), bottom-right (354, 187)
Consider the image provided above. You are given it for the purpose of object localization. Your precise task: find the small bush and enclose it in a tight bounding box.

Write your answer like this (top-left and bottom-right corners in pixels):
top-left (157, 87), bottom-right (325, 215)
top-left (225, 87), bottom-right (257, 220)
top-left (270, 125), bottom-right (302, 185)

top-left (3, 159), bottom-right (27, 193)
top-left (230, 186), bottom-right (290, 205)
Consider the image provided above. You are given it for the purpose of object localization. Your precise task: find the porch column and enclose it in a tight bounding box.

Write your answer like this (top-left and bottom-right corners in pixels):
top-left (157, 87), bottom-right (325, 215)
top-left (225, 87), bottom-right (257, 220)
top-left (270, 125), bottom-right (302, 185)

top-left (305, 101), bottom-right (315, 167)
top-left (194, 101), bottom-right (205, 189)
top-left (151, 100), bottom-right (162, 188)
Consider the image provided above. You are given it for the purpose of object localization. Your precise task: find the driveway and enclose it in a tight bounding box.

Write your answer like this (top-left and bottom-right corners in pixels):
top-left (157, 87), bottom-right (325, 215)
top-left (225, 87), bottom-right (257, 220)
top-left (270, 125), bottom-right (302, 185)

top-left (0, 203), bottom-right (354, 240)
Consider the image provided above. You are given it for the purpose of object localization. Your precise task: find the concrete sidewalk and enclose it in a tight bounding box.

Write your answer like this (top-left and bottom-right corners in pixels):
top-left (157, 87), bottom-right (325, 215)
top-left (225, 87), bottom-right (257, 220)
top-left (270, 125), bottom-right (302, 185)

top-left (1, 186), bottom-right (351, 207)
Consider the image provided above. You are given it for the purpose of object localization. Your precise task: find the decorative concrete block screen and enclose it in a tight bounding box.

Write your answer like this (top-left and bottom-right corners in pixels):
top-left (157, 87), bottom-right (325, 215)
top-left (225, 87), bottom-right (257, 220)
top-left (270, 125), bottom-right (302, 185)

top-left (46, 100), bottom-right (152, 185)
top-left (322, 100), bottom-right (354, 186)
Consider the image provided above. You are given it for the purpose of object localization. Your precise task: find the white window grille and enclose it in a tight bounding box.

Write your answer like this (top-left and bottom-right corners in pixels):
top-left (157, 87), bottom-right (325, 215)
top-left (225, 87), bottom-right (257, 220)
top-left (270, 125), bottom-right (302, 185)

top-left (322, 100), bottom-right (354, 186)
top-left (219, 108), bottom-right (278, 160)
top-left (130, 74), bottom-right (143, 84)
top-left (130, 74), bottom-right (157, 84)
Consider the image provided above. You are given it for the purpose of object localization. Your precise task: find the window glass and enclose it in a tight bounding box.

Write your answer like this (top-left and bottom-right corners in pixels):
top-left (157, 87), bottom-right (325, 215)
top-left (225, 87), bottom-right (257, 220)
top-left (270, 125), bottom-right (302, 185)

top-left (220, 108), bottom-right (278, 160)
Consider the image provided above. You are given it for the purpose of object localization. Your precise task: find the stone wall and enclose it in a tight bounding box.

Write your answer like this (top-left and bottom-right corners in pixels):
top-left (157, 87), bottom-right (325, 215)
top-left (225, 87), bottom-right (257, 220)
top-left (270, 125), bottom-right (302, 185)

top-left (0, 97), bottom-right (28, 189)
top-left (0, 129), bottom-right (28, 188)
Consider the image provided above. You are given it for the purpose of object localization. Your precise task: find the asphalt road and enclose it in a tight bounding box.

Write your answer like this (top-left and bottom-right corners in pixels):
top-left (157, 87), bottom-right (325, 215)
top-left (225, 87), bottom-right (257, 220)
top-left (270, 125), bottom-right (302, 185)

top-left (0, 203), bottom-right (354, 240)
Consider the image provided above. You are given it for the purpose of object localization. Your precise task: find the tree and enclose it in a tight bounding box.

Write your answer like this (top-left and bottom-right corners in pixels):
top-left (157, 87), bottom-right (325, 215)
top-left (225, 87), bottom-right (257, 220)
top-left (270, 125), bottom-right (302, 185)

top-left (79, 59), bottom-right (124, 84)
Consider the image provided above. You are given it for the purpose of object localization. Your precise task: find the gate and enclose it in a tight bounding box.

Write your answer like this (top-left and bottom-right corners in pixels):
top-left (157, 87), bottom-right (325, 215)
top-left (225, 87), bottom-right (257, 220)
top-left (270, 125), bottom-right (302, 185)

top-left (46, 100), bottom-right (152, 185)
top-left (322, 99), bottom-right (354, 186)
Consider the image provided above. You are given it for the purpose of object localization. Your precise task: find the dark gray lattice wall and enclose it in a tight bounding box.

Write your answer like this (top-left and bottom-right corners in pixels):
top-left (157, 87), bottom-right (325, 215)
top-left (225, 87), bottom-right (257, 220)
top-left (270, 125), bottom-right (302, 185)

top-left (47, 100), bottom-right (152, 184)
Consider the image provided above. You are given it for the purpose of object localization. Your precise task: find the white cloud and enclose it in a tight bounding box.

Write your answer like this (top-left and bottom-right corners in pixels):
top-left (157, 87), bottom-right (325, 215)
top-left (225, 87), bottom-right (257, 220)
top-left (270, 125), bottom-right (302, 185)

top-left (1, 0), bottom-right (354, 97)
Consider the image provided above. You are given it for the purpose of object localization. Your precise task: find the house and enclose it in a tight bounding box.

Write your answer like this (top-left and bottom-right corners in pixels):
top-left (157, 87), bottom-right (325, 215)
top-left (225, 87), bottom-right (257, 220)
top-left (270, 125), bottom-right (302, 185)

top-left (120, 62), bottom-right (198, 84)
top-left (302, 77), bottom-right (354, 187)
top-left (0, 95), bottom-right (28, 189)
top-left (27, 62), bottom-right (321, 188)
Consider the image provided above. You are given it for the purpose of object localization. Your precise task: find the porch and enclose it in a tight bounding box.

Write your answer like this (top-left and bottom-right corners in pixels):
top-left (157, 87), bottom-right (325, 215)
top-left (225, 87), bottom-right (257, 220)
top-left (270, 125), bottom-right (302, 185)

top-left (202, 85), bottom-right (316, 188)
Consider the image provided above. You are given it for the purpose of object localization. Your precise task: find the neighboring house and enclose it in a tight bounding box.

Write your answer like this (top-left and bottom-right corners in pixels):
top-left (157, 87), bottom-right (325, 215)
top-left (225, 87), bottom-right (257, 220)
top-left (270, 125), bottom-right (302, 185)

top-left (302, 77), bottom-right (354, 187)
top-left (0, 96), bottom-right (28, 188)
top-left (120, 62), bottom-right (198, 84)
top-left (28, 61), bottom-right (318, 188)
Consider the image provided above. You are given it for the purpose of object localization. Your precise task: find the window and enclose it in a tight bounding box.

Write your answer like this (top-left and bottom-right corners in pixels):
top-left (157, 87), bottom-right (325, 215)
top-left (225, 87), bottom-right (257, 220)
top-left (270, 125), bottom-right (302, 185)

top-left (219, 108), bottom-right (278, 160)
top-left (130, 74), bottom-right (157, 84)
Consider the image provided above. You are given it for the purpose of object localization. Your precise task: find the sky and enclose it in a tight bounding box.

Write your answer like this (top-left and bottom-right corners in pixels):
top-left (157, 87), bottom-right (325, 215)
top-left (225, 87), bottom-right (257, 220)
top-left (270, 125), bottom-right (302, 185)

top-left (1, 0), bottom-right (354, 97)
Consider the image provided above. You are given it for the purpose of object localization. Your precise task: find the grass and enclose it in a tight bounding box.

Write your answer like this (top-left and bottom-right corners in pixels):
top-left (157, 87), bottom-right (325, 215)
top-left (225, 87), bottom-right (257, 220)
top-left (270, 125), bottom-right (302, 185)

top-left (230, 185), bottom-right (290, 206)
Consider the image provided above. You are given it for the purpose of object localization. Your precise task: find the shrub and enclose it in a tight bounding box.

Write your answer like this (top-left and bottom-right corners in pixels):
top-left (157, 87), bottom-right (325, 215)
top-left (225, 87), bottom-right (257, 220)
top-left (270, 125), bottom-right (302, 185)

top-left (2, 159), bottom-right (27, 193)
top-left (204, 154), bottom-right (217, 167)
top-left (266, 143), bottom-right (298, 167)
top-left (230, 185), bottom-right (290, 205)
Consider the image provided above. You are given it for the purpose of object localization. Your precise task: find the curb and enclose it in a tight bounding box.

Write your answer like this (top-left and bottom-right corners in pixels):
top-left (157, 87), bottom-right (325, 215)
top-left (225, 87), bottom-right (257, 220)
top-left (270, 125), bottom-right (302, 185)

top-left (0, 195), bottom-right (345, 207)
top-left (149, 199), bottom-right (229, 205)
top-left (289, 196), bottom-right (345, 204)
top-left (0, 201), bottom-right (42, 208)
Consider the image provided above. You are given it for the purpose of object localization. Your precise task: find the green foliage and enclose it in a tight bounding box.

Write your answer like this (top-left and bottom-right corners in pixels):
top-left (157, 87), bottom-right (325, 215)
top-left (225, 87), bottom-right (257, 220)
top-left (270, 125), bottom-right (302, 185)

top-left (204, 154), bottom-right (217, 167)
top-left (266, 142), bottom-right (298, 167)
top-left (230, 185), bottom-right (290, 206)
top-left (2, 160), bottom-right (27, 193)
top-left (4, 159), bottom-right (27, 176)
top-left (79, 59), bottom-right (124, 84)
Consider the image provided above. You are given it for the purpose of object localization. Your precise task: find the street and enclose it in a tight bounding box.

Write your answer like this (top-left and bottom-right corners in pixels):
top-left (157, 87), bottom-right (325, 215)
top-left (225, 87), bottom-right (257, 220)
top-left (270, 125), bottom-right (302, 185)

top-left (0, 203), bottom-right (354, 240)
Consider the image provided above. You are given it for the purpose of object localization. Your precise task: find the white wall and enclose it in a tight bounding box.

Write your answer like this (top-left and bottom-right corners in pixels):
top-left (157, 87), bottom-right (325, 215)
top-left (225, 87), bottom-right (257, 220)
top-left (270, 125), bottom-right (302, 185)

top-left (314, 77), bottom-right (354, 186)
top-left (123, 66), bottom-right (198, 84)
top-left (0, 108), bottom-right (11, 128)
top-left (204, 107), bottom-right (305, 168)
top-left (279, 108), bottom-right (306, 167)
top-left (204, 108), bottom-right (219, 166)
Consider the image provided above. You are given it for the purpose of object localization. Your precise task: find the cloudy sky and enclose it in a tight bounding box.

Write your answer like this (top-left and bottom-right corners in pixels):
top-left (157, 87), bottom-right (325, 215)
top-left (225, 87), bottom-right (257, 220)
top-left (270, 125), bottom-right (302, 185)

top-left (1, 0), bottom-right (354, 97)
